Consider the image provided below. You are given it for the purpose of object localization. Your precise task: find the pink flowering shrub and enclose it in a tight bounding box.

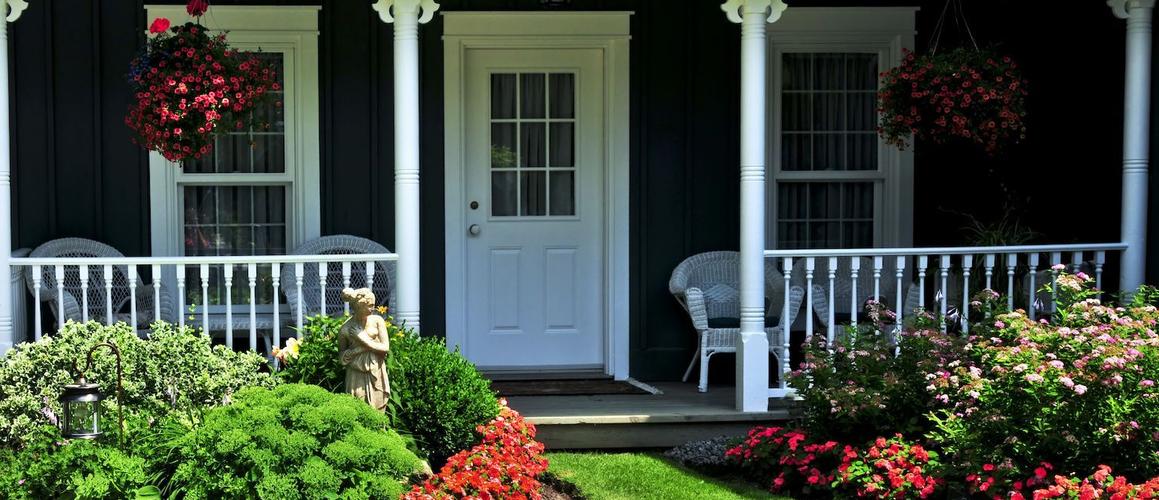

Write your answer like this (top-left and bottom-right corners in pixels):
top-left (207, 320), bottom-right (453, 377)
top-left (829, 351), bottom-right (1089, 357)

top-left (931, 274), bottom-right (1159, 480)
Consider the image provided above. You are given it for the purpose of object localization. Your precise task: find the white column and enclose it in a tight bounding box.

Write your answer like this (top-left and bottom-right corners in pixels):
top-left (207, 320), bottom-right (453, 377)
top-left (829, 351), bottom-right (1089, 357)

top-left (723, 0), bottom-right (787, 412)
top-left (374, 0), bottom-right (438, 332)
top-left (0, 1), bottom-right (25, 355)
top-left (1111, 0), bottom-right (1155, 292)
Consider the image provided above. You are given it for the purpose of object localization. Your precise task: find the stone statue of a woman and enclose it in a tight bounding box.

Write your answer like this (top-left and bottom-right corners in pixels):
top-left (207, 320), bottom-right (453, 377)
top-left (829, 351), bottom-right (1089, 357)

top-left (338, 287), bottom-right (391, 412)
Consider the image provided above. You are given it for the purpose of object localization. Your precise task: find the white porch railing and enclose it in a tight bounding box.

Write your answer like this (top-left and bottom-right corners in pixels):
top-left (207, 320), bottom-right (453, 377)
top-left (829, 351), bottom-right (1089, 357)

top-left (763, 242), bottom-right (1128, 396)
top-left (10, 253), bottom-right (399, 353)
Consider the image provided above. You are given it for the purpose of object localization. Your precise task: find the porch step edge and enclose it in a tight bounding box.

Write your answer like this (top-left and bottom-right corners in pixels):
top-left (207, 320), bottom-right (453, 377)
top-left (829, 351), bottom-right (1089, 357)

top-left (526, 409), bottom-right (796, 425)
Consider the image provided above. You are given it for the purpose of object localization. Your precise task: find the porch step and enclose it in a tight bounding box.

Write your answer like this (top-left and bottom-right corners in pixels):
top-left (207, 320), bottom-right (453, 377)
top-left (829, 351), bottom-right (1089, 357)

top-left (507, 382), bottom-right (799, 449)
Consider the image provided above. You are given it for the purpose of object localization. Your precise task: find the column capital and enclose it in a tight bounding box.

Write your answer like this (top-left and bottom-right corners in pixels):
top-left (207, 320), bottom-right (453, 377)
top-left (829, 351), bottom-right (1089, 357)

top-left (1109, 0), bottom-right (1156, 19)
top-left (6, 0), bottom-right (28, 22)
top-left (373, 0), bottom-right (440, 24)
top-left (721, 0), bottom-right (787, 24)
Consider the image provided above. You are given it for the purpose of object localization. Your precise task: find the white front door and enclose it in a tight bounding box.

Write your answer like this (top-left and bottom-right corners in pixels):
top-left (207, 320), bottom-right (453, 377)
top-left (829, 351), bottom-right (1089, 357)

top-left (462, 48), bottom-right (605, 370)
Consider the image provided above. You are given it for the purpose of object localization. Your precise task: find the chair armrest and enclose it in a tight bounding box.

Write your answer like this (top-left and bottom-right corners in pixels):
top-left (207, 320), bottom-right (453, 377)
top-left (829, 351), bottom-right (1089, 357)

top-left (681, 287), bottom-right (710, 331)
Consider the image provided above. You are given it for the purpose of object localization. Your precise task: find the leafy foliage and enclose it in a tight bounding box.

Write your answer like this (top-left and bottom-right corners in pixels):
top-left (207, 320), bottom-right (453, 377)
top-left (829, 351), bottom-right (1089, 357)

top-left (0, 321), bottom-right (275, 448)
top-left (0, 426), bottom-right (157, 500)
top-left (160, 384), bottom-right (423, 499)
top-left (277, 315), bottom-right (346, 392)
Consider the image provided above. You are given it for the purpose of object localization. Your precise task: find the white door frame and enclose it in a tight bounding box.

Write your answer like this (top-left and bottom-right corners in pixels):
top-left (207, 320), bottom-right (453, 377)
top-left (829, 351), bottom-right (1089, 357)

top-left (443, 12), bottom-right (631, 380)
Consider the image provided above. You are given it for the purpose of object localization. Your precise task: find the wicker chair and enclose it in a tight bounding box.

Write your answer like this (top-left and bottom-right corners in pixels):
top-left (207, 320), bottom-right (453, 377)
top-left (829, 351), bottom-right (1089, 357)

top-left (669, 251), bottom-right (805, 393)
top-left (23, 237), bottom-right (174, 329)
top-left (279, 235), bottom-right (396, 323)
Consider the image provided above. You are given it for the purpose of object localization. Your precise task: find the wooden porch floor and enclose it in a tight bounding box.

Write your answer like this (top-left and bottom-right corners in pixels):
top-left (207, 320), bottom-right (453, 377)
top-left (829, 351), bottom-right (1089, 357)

top-left (506, 382), bottom-right (800, 449)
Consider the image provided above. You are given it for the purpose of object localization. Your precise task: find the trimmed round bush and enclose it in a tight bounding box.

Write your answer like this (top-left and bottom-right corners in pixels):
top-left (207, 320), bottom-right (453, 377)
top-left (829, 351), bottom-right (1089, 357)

top-left (0, 426), bottom-right (155, 500)
top-left (0, 321), bottom-right (276, 448)
top-left (391, 335), bottom-right (500, 465)
top-left (162, 384), bottom-right (423, 499)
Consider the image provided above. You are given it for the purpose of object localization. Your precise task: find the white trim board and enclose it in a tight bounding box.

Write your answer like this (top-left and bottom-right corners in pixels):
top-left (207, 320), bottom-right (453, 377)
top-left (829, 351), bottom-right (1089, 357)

top-left (443, 12), bottom-right (632, 380)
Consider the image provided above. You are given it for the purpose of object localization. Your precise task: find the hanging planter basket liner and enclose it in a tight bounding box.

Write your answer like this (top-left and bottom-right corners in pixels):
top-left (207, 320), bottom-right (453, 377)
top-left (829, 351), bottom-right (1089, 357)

top-left (877, 48), bottom-right (1028, 155)
top-left (125, 18), bottom-right (279, 163)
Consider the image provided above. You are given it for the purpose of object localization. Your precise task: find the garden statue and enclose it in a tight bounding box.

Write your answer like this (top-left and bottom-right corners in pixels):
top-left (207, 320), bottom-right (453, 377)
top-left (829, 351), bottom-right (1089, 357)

top-left (338, 287), bottom-right (391, 412)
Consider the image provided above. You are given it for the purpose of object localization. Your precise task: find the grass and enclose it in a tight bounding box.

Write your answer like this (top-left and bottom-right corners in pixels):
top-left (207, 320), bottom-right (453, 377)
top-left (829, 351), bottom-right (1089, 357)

top-left (547, 451), bottom-right (787, 500)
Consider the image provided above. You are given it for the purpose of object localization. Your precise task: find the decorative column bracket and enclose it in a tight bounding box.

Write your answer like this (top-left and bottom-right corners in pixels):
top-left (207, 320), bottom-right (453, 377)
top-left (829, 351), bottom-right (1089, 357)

top-left (372, 0), bottom-right (439, 24)
top-left (6, 0), bottom-right (27, 22)
top-left (1108, 0), bottom-right (1156, 19)
top-left (721, 0), bottom-right (788, 24)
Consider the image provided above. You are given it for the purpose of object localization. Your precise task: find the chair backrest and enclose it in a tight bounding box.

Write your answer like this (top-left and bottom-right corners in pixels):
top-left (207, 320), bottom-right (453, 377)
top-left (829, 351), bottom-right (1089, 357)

top-left (25, 237), bottom-right (133, 322)
top-left (792, 256), bottom-right (900, 312)
top-left (669, 251), bottom-right (785, 319)
top-left (280, 235), bottom-right (396, 318)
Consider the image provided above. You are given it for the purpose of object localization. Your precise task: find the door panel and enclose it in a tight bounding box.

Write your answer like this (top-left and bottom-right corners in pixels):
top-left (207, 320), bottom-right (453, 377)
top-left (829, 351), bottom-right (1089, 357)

top-left (464, 49), bottom-right (604, 369)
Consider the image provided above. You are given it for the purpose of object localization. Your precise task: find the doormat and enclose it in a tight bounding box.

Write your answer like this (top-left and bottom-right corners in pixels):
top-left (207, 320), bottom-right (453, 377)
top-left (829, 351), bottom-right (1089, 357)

top-left (490, 379), bottom-right (651, 397)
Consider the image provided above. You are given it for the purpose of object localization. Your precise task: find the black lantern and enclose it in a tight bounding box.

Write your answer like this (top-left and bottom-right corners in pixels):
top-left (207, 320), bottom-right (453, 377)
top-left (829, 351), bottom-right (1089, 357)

top-left (58, 342), bottom-right (125, 446)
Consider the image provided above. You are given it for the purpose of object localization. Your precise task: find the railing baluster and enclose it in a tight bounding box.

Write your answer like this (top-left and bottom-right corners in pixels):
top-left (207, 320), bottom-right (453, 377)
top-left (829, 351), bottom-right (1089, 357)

top-left (128, 266), bottom-right (138, 330)
top-left (894, 256), bottom-right (904, 336)
top-left (781, 257), bottom-right (792, 391)
top-left (103, 265), bottom-right (114, 324)
top-left (224, 264), bottom-right (234, 348)
top-left (1006, 254), bottom-right (1017, 311)
top-left (826, 257), bottom-right (836, 344)
top-left (850, 258), bottom-right (860, 327)
top-left (295, 262), bottom-right (305, 330)
top-left (961, 255), bottom-right (972, 333)
top-left (272, 264), bottom-right (282, 364)
top-left (177, 264), bottom-right (187, 328)
top-left (1071, 251), bottom-right (1083, 273)
top-left (984, 254), bottom-right (995, 290)
top-left (1050, 252), bottom-right (1062, 313)
top-left (872, 256), bottom-right (883, 303)
top-left (917, 256), bottom-right (928, 310)
top-left (805, 257), bottom-right (815, 343)
top-left (200, 264), bottom-right (210, 336)
top-left (55, 265), bottom-right (65, 328)
top-left (939, 255), bottom-right (950, 333)
top-left (1028, 254), bottom-right (1039, 320)
top-left (80, 265), bottom-right (90, 323)
top-left (342, 261), bottom-right (352, 315)
top-left (1095, 251), bottom-right (1106, 292)
top-left (32, 265), bottom-right (42, 340)
top-left (152, 264), bottom-right (162, 325)
top-left (248, 263), bottom-right (258, 352)
top-left (365, 260), bottom-right (376, 300)
top-left (319, 262), bottom-right (329, 317)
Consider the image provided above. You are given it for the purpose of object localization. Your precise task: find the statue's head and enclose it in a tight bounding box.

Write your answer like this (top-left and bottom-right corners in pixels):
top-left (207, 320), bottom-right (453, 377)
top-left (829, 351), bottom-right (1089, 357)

top-left (341, 287), bottom-right (377, 312)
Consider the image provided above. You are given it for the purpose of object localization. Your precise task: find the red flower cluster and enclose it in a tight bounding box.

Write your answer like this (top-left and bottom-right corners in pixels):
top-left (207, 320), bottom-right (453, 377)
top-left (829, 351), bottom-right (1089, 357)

top-left (187, 0), bottom-right (209, 17)
top-left (877, 48), bottom-right (1028, 155)
top-left (837, 434), bottom-right (943, 498)
top-left (125, 20), bottom-right (279, 162)
top-left (404, 401), bottom-right (548, 500)
top-left (967, 463), bottom-right (1159, 500)
top-left (726, 426), bottom-right (842, 496)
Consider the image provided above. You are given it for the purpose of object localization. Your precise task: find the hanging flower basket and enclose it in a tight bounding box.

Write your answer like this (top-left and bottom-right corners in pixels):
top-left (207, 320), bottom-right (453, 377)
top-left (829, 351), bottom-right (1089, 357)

top-left (877, 48), bottom-right (1028, 155)
top-left (125, 17), bottom-right (279, 163)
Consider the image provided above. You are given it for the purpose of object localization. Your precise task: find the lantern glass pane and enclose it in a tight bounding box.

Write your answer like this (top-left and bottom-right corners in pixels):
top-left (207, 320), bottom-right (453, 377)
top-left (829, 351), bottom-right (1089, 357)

top-left (66, 400), bottom-right (99, 436)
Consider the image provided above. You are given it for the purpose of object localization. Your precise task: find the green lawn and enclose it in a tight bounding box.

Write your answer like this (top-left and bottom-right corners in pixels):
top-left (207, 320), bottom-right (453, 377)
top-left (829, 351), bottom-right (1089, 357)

top-left (546, 452), bottom-right (787, 500)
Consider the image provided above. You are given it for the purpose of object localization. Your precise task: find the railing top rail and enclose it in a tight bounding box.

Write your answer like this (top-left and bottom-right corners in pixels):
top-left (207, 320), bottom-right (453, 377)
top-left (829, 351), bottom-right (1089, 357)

top-left (11, 253), bottom-right (400, 266)
top-left (763, 242), bottom-right (1128, 259)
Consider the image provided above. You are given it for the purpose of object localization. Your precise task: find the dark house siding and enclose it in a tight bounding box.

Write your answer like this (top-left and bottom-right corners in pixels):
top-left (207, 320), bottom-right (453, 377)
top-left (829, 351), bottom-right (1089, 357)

top-left (6, 0), bottom-right (1156, 380)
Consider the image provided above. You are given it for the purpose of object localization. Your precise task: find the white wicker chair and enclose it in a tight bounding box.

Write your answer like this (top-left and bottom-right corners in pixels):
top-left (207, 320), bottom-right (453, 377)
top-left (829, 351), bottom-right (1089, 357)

top-left (669, 251), bottom-right (805, 393)
top-left (23, 237), bottom-right (175, 329)
top-left (279, 235), bottom-right (396, 321)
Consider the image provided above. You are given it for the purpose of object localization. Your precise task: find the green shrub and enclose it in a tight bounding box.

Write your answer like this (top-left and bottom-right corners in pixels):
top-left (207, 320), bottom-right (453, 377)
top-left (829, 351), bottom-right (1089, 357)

top-left (391, 335), bottom-right (500, 465)
top-left (277, 315), bottom-right (346, 392)
top-left (0, 425), bottom-right (157, 500)
top-left (161, 384), bottom-right (422, 499)
top-left (0, 321), bottom-right (276, 448)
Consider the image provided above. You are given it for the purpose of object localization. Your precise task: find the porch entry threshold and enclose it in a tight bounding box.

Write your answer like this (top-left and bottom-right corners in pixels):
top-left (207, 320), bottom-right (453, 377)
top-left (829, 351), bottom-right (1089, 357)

top-left (490, 379), bottom-right (652, 397)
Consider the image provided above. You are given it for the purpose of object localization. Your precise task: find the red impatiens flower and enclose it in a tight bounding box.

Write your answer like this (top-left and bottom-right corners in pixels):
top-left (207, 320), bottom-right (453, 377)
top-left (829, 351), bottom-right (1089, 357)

top-left (186, 0), bottom-right (209, 17)
top-left (149, 17), bottom-right (170, 34)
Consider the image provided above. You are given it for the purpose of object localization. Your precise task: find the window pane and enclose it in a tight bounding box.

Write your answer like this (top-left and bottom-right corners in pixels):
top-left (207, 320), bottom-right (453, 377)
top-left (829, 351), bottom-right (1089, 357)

top-left (813, 94), bottom-right (843, 131)
top-left (550, 73), bottom-right (575, 119)
top-left (813, 54), bottom-right (846, 91)
top-left (549, 171), bottom-right (575, 216)
top-left (814, 134), bottom-right (845, 171)
top-left (252, 135), bottom-right (285, 173)
top-left (782, 94), bottom-right (811, 132)
top-left (491, 123), bottom-right (517, 168)
top-left (491, 171), bottom-right (517, 216)
top-left (782, 134), bottom-right (811, 171)
top-left (521, 123), bottom-right (546, 168)
top-left (782, 51), bottom-right (879, 173)
top-left (846, 54), bottom-right (879, 91)
top-left (783, 53), bottom-right (811, 91)
top-left (848, 134), bottom-right (877, 171)
top-left (549, 122), bottom-right (574, 167)
top-left (520, 171), bottom-right (546, 216)
top-left (520, 73), bottom-right (546, 119)
top-left (491, 73), bottom-right (516, 119)
top-left (777, 182), bottom-right (874, 249)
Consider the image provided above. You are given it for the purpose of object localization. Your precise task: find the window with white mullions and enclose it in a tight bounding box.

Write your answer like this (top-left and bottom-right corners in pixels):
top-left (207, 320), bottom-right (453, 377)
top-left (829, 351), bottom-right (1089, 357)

top-left (489, 72), bottom-right (576, 218)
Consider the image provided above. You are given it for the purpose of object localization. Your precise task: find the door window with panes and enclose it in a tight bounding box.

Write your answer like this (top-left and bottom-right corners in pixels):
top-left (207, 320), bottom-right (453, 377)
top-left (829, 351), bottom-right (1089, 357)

top-left (775, 52), bottom-right (884, 249)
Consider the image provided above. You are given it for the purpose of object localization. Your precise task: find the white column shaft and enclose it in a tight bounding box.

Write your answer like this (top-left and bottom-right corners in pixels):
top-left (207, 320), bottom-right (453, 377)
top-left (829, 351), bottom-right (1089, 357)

top-left (0, 12), bottom-right (13, 354)
top-left (736, 4), bottom-right (769, 413)
top-left (1121, 1), bottom-right (1154, 292)
top-left (394, 9), bottom-right (421, 332)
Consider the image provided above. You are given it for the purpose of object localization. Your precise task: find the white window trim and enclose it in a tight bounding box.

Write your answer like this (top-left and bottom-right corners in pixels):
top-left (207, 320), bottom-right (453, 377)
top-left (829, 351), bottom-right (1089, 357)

top-left (145, 6), bottom-right (322, 258)
top-left (766, 7), bottom-right (917, 249)
top-left (442, 12), bottom-right (632, 380)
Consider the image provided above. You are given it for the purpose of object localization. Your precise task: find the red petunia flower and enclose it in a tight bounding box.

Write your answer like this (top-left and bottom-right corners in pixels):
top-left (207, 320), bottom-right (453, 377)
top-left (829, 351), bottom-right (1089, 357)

top-left (149, 17), bottom-right (170, 34)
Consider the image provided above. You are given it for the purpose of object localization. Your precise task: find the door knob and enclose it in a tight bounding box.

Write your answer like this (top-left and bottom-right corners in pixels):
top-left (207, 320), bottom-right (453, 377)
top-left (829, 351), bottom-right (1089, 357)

top-left (468, 224), bottom-right (482, 236)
